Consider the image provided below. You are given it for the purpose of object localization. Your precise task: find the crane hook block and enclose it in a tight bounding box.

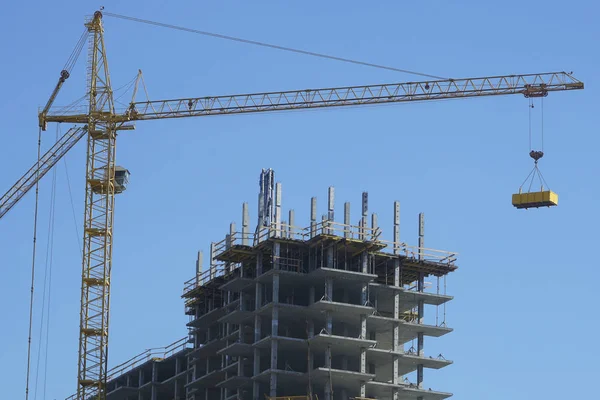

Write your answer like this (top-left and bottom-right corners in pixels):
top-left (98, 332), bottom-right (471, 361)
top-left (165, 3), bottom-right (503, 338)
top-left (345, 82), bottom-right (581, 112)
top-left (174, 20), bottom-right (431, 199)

top-left (529, 150), bottom-right (544, 162)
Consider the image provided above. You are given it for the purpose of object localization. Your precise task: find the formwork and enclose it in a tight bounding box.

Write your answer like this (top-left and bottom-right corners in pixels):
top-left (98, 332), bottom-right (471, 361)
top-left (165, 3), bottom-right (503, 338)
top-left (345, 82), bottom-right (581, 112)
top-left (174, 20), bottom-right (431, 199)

top-left (102, 174), bottom-right (458, 400)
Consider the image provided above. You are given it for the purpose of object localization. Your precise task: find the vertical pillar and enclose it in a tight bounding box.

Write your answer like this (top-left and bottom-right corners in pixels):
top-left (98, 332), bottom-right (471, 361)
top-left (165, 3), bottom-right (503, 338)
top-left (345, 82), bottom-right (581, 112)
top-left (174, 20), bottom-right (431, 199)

top-left (393, 200), bottom-right (402, 385)
top-left (195, 251), bottom-right (203, 285)
top-left (242, 202), bottom-right (249, 246)
top-left (371, 213), bottom-right (378, 241)
top-left (344, 202), bottom-right (350, 238)
top-left (327, 188), bottom-right (335, 272)
top-left (328, 186), bottom-right (335, 234)
top-left (275, 182), bottom-right (282, 237)
top-left (360, 199), bottom-right (369, 399)
top-left (253, 252), bottom-right (263, 400)
top-left (394, 201), bottom-right (400, 251)
top-left (341, 322), bottom-right (349, 397)
top-left (228, 222), bottom-right (236, 273)
top-left (270, 271), bottom-right (280, 397)
top-left (151, 363), bottom-right (158, 400)
top-left (361, 192), bottom-right (368, 240)
top-left (417, 212), bottom-right (425, 389)
top-left (209, 243), bottom-right (216, 280)
top-left (310, 197), bottom-right (317, 238)
top-left (288, 209), bottom-right (295, 238)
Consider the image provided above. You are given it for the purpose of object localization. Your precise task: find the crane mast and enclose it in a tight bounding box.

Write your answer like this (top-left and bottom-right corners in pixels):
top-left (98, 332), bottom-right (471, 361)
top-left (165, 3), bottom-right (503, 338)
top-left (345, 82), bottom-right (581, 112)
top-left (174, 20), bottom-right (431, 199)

top-left (77, 11), bottom-right (117, 399)
top-left (0, 8), bottom-right (580, 400)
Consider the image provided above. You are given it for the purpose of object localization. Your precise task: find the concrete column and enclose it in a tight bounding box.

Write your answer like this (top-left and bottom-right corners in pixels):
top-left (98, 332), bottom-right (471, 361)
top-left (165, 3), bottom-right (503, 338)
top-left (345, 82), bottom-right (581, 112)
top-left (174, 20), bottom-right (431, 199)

top-left (274, 242), bottom-right (280, 271)
top-left (371, 212), bottom-right (378, 241)
top-left (138, 368), bottom-right (144, 387)
top-left (254, 250), bottom-right (263, 400)
top-left (394, 201), bottom-right (400, 252)
top-left (417, 212), bottom-right (425, 388)
top-left (270, 272), bottom-right (280, 396)
top-left (361, 252), bottom-right (369, 308)
top-left (344, 202), bottom-right (350, 238)
top-left (275, 182), bottom-right (282, 237)
top-left (324, 381), bottom-right (332, 400)
top-left (195, 251), bottom-right (203, 286)
top-left (253, 346), bottom-right (261, 399)
top-left (361, 192), bottom-right (368, 240)
top-left (328, 186), bottom-right (334, 234)
top-left (209, 243), bottom-right (216, 280)
top-left (325, 277), bottom-right (333, 301)
top-left (310, 197), bottom-right (317, 238)
top-left (242, 202), bottom-right (249, 246)
top-left (288, 209), bottom-right (295, 238)
top-left (393, 265), bottom-right (401, 385)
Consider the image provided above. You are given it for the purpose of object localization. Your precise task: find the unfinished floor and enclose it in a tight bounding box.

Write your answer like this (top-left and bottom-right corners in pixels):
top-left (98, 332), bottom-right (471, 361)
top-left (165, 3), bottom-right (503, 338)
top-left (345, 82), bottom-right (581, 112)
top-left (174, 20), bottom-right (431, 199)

top-left (104, 174), bottom-right (458, 400)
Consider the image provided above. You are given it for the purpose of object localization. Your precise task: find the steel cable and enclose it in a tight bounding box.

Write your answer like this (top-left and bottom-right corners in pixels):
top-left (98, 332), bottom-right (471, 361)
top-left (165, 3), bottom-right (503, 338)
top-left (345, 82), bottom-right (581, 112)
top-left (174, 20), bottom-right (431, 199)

top-left (25, 128), bottom-right (43, 400)
top-left (103, 12), bottom-right (446, 80)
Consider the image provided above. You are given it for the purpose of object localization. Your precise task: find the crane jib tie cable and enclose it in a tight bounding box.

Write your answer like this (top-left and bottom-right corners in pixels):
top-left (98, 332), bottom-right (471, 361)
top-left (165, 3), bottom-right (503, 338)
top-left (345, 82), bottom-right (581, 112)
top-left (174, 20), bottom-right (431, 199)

top-left (102, 12), bottom-right (447, 80)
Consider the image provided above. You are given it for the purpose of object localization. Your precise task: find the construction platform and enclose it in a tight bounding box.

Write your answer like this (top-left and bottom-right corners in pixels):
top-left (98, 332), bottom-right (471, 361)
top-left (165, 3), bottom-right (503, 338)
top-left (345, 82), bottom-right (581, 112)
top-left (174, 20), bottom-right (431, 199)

top-left (99, 172), bottom-right (457, 400)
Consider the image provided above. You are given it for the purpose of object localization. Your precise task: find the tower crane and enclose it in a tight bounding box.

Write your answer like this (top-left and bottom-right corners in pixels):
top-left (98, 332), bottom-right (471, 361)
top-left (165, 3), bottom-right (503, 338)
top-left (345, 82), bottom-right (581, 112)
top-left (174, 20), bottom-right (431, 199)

top-left (0, 10), bottom-right (584, 400)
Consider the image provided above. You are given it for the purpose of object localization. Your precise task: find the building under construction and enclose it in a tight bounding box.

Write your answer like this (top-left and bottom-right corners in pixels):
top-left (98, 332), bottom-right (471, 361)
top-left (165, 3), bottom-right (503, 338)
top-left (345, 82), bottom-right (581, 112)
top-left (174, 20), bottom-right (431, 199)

top-left (102, 169), bottom-right (457, 400)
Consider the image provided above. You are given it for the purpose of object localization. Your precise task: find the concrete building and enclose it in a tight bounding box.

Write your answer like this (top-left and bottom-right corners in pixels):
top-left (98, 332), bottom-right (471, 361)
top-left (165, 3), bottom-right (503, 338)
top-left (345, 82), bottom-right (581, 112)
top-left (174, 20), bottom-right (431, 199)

top-left (103, 170), bottom-right (457, 400)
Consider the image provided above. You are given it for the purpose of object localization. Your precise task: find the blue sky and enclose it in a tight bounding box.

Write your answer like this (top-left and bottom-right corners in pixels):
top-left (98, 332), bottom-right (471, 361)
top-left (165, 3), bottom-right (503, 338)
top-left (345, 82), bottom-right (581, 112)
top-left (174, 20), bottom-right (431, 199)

top-left (0, 1), bottom-right (598, 399)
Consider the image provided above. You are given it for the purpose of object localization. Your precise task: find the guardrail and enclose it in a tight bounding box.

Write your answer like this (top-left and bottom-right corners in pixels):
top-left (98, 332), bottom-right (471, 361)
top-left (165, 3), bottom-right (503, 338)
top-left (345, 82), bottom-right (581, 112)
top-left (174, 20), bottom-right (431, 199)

top-left (65, 337), bottom-right (190, 400)
top-left (379, 240), bottom-right (457, 266)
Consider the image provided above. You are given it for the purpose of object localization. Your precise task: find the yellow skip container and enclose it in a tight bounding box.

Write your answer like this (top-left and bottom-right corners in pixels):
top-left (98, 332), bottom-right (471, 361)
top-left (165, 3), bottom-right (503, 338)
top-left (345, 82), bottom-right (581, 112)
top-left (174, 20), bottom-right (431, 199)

top-left (512, 190), bottom-right (558, 209)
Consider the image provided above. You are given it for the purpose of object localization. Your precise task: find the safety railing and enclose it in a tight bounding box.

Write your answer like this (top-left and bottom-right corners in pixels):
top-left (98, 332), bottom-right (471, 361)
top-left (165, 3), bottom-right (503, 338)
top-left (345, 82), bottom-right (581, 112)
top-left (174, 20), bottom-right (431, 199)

top-left (379, 240), bottom-right (457, 266)
top-left (310, 220), bottom-right (382, 242)
top-left (107, 336), bottom-right (189, 380)
top-left (183, 265), bottom-right (226, 296)
top-left (212, 231), bottom-right (255, 255)
top-left (255, 223), bottom-right (306, 244)
top-left (65, 337), bottom-right (190, 400)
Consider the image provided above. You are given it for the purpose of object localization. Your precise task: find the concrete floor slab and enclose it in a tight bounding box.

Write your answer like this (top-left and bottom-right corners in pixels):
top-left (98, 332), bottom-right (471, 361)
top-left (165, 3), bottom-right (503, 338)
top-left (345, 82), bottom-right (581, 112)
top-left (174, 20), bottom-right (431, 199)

top-left (252, 368), bottom-right (307, 385)
top-left (188, 337), bottom-right (225, 359)
top-left (253, 335), bottom-right (308, 352)
top-left (219, 276), bottom-right (255, 292)
top-left (218, 308), bottom-right (254, 324)
top-left (186, 368), bottom-right (226, 389)
top-left (217, 342), bottom-right (254, 357)
top-left (222, 360), bottom-right (239, 374)
top-left (256, 302), bottom-right (313, 320)
top-left (186, 307), bottom-right (227, 328)
top-left (256, 268), bottom-right (311, 284)
top-left (309, 267), bottom-right (377, 283)
top-left (309, 334), bottom-right (376, 356)
top-left (106, 386), bottom-right (138, 400)
top-left (366, 348), bottom-right (452, 376)
top-left (310, 368), bottom-right (375, 393)
top-left (216, 375), bottom-right (252, 389)
top-left (401, 387), bottom-right (453, 400)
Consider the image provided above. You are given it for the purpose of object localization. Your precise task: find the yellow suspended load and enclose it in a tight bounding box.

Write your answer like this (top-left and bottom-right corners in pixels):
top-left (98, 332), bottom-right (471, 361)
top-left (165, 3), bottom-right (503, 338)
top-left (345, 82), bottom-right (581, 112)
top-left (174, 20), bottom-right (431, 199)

top-left (512, 189), bottom-right (558, 209)
top-left (513, 150), bottom-right (558, 209)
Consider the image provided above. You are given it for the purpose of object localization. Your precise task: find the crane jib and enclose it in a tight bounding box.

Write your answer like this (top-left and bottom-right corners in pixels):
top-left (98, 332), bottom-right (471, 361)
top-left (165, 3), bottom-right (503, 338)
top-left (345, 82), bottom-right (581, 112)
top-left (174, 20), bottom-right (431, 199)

top-left (42, 72), bottom-right (583, 125)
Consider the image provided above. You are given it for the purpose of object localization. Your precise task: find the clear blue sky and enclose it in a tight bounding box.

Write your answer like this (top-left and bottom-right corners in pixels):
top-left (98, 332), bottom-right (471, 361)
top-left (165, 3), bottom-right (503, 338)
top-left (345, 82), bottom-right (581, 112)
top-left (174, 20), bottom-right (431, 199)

top-left (0, 1), bottom-right (598, 399)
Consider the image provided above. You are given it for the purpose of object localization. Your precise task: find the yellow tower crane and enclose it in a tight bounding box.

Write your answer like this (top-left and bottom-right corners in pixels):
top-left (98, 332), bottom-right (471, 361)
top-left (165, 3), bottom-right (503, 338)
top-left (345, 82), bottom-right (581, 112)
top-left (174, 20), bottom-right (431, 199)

top-left (0, 10), bottom-right (584, 400)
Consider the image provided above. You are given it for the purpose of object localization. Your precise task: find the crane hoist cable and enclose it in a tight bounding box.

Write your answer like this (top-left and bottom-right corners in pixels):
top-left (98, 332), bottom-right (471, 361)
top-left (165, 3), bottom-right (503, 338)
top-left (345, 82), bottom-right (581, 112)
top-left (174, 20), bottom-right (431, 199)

top-left (33, 127), bottom-right (59, 400)
top-left (25, 128), bottom-right (43, 400)
top-left (102, 11), bottom-right (446, 80)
